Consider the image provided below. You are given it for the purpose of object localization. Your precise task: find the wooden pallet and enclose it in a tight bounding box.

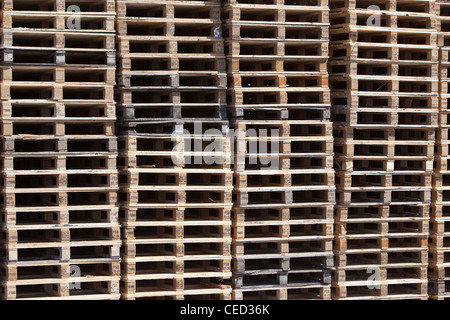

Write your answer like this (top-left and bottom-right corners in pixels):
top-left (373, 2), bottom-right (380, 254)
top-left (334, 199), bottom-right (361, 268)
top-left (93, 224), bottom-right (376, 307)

top-left (335, 220), bottom-right (429, 238)
top-left (120, 170), bottom-right (233, 187)
top-left (0, 12), bottom-right (115, 34)
top-left (0, 65), bottom-right (115, 82)
top-left (0, 101), bottom-right (116, 123)
top-left (338, 188), bottom-right (432, 205)
top-left (234, 188), bottom-right (335, 208)
top-left (233, 269), bottom-right (332, 290)
top-left (331, 91), bottom-right (439, 111)
top-left (332, 108), bottom-right (439, 128)
top-left (116, 89), bottom-right (226, 108)
top-left (0, 82), bottom-right (114, 103)
top-left (228, 105), bottom-right (331, 122)
top-left (121, 240), bottom-right (231, 263)
top-left (233, 253), bottom-right (333, 273)
top-left (335, 264), bottom-right (427, 280)
top-left (329, 0), bottom-right (435, 12)
top-left (0, 48), bottom-right (116, 66)
top-left (334, 240), bottom-right (428, 269)
top-left (1, 260), bottom-right (120, 281)
top-left (1, 206), bottom-right (119, 228)
top-left (1, 239), bottom-right (121, 263)
top-left (225, 40), bottom-right (329, 74)
top-left (228, 88), bottom-right (330, 109)
top-left (330, 23), bottom-right (438, 45)
top-left (222, 1), bottom-right (329, 23)
top-left (335, 236), bottom-right (429, 254)
top-left (117, 72), bottom-right (226, 91)
top-left (124, 291), bottom-right (232, 300)
top-left (233, 219), bottom-right (333, 241)
top-left (120, 207), bottom-right (231, 225)
top-left (334, 157), bottom-right (434, 174)
top-left (1, 30), bottom-right (115, 51)
top-left (2, 0), bottom-right (116, 13)
top-left (336, 203), bottom-right (430, 219)
top-left (121, 281), bottom-right (232, 300)
top-left (334, 246), bottom-right (428, 267)
top-left (337, 172), bottom-right (433, 189)
top-left (117, 128), bottom-right (232, 165)
top-left (233, 239), bottom-right (334, 264)
top-left (332, 282), bottom-right (428, 300)
top-left (2, 223), bottom-right (120, 243)
top-left (1, 136), bottom-right (117, 155)
top-left (117, 104), bottom-right (227, 122)
top-left (334, 139), bottom-right (435, 158)
top-left (232, 284), bottom-right (331, 300)
top-left (1, 280), bottom-right (121, 300)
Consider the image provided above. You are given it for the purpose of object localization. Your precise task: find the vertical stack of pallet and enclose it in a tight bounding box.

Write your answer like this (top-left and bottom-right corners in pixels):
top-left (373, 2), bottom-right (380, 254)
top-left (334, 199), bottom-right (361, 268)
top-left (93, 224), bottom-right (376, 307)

top-left (222, 0), bottom-right (335, 300)
top-left (116, 0), bottom-right (233, 300)
top-left (0, 0), bottom-right (121, 299)
top-left (430, 0), bottom-right (450, 300)
top-left (329, 0), bottom-right (437, 299)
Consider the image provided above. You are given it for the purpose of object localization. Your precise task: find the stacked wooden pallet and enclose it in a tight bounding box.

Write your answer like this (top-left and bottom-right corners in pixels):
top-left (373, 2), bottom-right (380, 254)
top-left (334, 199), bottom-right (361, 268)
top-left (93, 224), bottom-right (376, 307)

top-left (0, 0), bottom-right (121, 300)
top-left (115, 0), bottom-right (233, 300)
top-left (223, 0), bottom-right (335, 300)
top-left (329, 0), bottom-right (437, 300)
top-left (430, 0), bottom-right (450, 300)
